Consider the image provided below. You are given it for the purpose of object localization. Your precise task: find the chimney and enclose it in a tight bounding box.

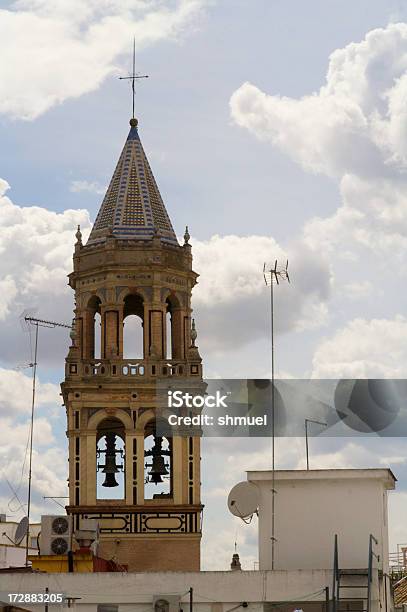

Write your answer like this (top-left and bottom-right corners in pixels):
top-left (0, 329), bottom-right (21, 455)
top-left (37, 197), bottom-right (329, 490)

top-left (230, 553), bottom-right (242, 571)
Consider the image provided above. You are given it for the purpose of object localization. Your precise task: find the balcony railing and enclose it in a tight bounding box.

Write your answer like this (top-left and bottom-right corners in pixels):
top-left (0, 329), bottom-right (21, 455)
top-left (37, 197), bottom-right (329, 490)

top-left (78, 359), bottom-right (197, 378)
top-left (389, 549), bottom-right (407, 581)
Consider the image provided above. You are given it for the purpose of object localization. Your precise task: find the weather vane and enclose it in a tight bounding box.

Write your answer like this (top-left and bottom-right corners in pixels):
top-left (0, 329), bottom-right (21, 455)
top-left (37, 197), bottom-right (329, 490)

top-left (119, 38), bottom-right (149, 120)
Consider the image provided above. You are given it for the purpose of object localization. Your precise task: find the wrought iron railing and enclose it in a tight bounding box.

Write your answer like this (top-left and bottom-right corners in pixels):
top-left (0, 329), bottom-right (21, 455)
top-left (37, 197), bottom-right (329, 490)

top-left (389, 548), bottom-right (407, 581)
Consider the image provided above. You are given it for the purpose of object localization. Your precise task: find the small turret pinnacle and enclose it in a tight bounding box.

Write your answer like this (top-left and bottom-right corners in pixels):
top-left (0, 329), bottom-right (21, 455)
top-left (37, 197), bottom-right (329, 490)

top-left (184, 225), bottom-right (190, 245)
top-left (191, 318), bottom-right (197, 347)
top-left (75, 224), bottom-right (82, 246)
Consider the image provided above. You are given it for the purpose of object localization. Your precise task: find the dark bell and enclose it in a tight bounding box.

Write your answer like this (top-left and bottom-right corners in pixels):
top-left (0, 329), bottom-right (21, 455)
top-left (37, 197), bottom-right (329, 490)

top-left (102, 472), bottom-right (119, 487)
top-left (101, 433), bottom-right (121, 487)
top-left (148, 455), bottom-right (168, 484)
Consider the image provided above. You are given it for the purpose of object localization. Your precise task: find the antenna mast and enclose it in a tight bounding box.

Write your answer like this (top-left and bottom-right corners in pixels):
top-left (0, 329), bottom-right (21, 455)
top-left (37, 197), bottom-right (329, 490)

top-left (263, 259), bottom-right (290, 570)
top-left (22, 315), bottom-right (72, 566)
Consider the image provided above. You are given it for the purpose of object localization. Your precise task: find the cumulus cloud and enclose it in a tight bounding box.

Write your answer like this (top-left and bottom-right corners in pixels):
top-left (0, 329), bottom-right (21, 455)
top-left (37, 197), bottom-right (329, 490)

top-left (0, 180), bottom-right (331, 365)
top-left (0, 414), bottom-right (68, 519)
top-left (0, 180), bottom-right (90, 365)
top-left (0, 0), bottom-right (210, 120)
top-left (0, 367), bottom-right (60, 416)
top-left (230, 23), bottom-right (407, 256)
top-left (312, 316), bottom-right (407, 378)
top-left (192, 235), bottom-right (332, 352)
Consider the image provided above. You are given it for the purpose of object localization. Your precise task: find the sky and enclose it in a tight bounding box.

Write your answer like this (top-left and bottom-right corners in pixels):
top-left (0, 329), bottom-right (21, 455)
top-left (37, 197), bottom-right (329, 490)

top-left (1, 0), bottom-right (407, 570)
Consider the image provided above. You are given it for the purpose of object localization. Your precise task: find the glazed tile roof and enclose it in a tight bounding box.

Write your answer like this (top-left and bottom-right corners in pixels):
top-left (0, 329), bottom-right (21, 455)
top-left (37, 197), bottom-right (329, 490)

top-left (394, 575), bottom-right (407, 605)
top-left (87, 118), bottom-right (178, 246)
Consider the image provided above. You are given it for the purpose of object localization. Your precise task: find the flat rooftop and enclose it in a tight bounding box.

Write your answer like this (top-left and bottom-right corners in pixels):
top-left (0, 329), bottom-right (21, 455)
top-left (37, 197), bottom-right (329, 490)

top-left (247, 468), bottom-right (396, 488)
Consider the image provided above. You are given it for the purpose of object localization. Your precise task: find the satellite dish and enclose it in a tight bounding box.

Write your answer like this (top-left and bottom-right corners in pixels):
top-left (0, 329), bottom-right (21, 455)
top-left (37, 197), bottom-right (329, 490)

top-left (15, 516), bottom-right (29, 546)
top-left (227, 482), bottom-right (259, 520)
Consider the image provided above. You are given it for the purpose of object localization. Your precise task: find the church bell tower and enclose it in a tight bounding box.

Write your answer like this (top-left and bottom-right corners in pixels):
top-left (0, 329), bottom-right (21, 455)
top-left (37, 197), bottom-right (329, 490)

top-left (61, 117), bottom-right (203, 572)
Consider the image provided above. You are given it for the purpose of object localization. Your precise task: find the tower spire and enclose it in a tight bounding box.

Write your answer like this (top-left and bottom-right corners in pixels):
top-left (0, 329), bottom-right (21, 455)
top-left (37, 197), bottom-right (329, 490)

top-left (87, 118), bottom-right (178, 246)
top-left (119, 38), bottom-right (148, 121)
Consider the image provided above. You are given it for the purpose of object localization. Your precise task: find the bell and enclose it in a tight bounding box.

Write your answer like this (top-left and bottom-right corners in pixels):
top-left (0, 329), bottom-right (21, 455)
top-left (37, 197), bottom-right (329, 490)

top-left (102, 472), bottom-right (119, 488)
top-left (148, 455), bottom-right (169, 484)
top-left (101, 433), bottom-right (121, 488)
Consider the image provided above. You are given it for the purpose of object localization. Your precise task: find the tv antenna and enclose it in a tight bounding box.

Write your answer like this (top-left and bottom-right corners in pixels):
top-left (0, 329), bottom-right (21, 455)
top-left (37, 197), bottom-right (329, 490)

top-left (119, 38), bottom-right (149, 120)
top-left (263, 259), bottom-right (290, 570)
top-left (43, 496), bottom-right (69, 510)
top-left (20, 313), bottom-right (73, 566)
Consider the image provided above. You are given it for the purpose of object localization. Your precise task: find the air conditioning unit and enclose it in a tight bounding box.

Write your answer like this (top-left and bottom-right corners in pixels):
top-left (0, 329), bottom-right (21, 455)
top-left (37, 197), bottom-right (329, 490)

top-left (40, 515), bottom-right (73, 556)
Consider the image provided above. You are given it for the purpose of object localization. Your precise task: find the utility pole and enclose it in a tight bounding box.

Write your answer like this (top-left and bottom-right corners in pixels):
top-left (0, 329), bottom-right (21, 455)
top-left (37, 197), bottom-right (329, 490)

top-left (263, 260), bottom-right (290, 570)
top-left (189, 587), bottom-right (193, 612)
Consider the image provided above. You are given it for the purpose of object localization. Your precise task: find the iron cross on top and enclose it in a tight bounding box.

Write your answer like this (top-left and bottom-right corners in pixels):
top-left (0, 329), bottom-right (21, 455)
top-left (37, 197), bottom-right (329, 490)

top-left (119, 39), bottom-right (149, 119)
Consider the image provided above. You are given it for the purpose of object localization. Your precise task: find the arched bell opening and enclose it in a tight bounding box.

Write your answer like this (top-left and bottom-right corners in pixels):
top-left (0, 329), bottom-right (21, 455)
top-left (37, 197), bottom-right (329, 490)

top-left (87, 295), bottom-right (102, 359)
top-left (144, 419), bottom-right (172, 500)
top-left (123, 293), bottom-right (144, 359)
top-left (165, 294), bottom-right (181, 360)
top-left (96, 417), bottom-right (125, 500)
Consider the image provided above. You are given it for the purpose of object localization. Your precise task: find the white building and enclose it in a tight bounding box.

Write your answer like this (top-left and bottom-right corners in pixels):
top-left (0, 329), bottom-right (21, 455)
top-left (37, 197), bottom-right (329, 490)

top-left (0, 515), bottom-right (39, 569)
top-left (249, 468), bottom-right (395, 572)
top-left (0, 469), bottom-right (399, 612)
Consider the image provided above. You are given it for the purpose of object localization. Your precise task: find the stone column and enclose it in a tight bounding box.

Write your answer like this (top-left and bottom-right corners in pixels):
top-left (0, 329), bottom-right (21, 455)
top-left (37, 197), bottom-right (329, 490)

top-left (102, 307), bottom-right (119, 359)
top-left (149, 307), bottom-right (165, 359)
top-left (82, 308), bottom-right (95, 359)
top-left (171, 307), bottom-right (184, 360)
top-left (82, 432), bottom-right (97, 505)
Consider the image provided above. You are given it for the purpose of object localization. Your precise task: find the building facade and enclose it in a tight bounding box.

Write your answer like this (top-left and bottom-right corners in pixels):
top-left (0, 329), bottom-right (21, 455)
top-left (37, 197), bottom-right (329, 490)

top-left (61, 117), bottom-right (204, 572)
top-left (0, 516), bottom-right (39, 569)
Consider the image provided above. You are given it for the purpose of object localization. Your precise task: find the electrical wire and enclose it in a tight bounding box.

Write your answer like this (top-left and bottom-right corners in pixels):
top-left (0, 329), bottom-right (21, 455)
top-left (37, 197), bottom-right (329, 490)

top-left (265, 588), bottom-right (327, 608)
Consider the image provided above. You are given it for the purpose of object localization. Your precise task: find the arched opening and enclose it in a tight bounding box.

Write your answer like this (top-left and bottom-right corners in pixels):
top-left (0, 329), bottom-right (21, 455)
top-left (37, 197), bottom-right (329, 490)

top-left (123, 294), bottom-right (144, 359)
top-left (87, 296), bottom-right (101, 359)
top-left (96, 418), bottom-right (125, 500)
top-left (94, 312), bottom-right (101, 359)
top-left (166, 308), bottom-right (172, 360)
top-left (165, 295), bottom-right (180, 360)
top-left (144, 419), bottom-right (172, 500)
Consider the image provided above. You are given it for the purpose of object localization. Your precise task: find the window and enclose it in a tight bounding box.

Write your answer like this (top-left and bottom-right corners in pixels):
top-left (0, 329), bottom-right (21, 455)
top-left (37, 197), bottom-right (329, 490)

top-left (123, 294), bottom-right (144, 359)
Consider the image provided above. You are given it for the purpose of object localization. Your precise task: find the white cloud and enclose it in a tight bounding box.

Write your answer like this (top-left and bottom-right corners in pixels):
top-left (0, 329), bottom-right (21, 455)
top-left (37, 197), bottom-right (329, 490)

top-left (389, 491), bottom-right (407, 551)
top-left (230, 23), bottom-right (407, 257)
top-left (0, 367), bottom-right (60, 416)
top-left (0, 0), bottom-right (210, 120)
top-left (70, 180), bottom-right (106, 195)
top-left (192, 235), bottom-right (332, 352)
top-left (0, 276), bottom-right (18, 319)
top-left (0, 179), bottom-right (90, 364)
top-left (312, 316), bottom-right (407, 378)
top-left (343, 280), bottom-right (372, 299)
top-left (0, 180), bottom-right (331, 365)
top-left (0, 414), bottom-right (68, 519)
